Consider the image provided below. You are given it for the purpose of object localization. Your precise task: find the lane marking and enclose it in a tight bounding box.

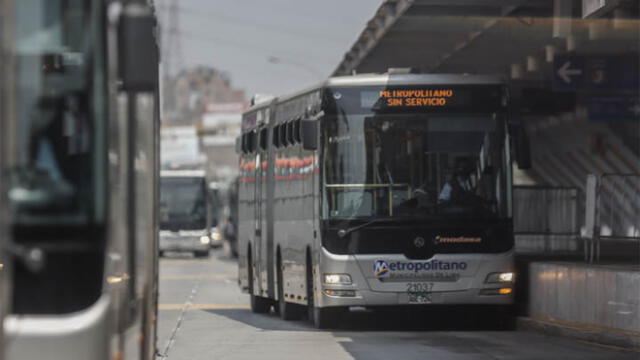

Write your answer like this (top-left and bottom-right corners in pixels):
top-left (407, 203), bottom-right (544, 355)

top-left (157, 275), bottom-right (202, 359)
top-left (334, 337), bottom-right (353, 343)
top-left (577, 340), bottom-right (640, 353)
top-left (160, 274), bottom-right (236, 281)
top-left (159, 303), bottom-right (250, 311)
top-left (160, 260), bottom-right (214, 266)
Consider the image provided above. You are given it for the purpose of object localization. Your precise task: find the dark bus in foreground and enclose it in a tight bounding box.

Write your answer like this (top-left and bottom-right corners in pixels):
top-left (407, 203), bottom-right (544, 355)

top-left (1, 0), bottom-right (160, 358)
top-left (237, 73), bottom-right (530, 328)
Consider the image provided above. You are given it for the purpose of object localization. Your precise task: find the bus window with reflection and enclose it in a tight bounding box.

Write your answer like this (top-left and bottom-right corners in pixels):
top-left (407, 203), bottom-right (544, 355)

top-left (322, 85), bottom-right (510, 221)
top-left (7, 0), bottom-right (104, 225)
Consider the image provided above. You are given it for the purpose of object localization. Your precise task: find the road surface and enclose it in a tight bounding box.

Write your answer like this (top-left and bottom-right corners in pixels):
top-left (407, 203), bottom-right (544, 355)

top-left (157, 249), bottom-right (637, 360)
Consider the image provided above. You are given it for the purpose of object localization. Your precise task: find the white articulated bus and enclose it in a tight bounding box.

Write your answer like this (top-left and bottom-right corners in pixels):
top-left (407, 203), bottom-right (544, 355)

top-left (237, 73), bottom-right (531, 328)
top-left (1, 0), bottom-right (160, 359)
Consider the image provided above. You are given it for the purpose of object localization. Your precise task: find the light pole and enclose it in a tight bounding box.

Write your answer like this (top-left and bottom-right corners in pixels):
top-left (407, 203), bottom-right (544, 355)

top-left (266, 56), bottom-right (325, 81)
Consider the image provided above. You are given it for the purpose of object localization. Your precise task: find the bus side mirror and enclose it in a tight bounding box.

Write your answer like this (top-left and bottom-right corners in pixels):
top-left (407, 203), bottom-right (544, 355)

top-left (301, 119), bottom-right (318, 151)
top-left (514, 124), bottom-right (532, 170)
top-left (118, 4), bottom-right (158, 92)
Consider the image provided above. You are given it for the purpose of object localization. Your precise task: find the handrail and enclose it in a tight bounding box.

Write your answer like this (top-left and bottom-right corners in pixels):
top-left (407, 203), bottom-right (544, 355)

top-left (325, 183), bottom-right (412, 216)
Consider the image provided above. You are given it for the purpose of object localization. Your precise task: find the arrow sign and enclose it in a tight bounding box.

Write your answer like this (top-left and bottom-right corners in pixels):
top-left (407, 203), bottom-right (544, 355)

top-left (553, 53), bottom-right (639, 91)
top-left (557, 61), bottom-right (583, 84)
top-left (588, 96), bottom-right (640, 122)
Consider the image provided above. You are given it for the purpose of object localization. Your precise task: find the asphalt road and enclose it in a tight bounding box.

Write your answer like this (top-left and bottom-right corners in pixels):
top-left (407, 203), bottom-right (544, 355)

top-left (157, 249), bottom-right (638, 360)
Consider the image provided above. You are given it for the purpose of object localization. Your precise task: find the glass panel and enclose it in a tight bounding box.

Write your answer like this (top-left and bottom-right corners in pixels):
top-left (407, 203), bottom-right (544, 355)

top-left (272, 125), bottom-right (280, 148)
top-left (7, 0), bottom-right (103, 225)
top-left (323, 114), bottom-right (507, 219)
top-left (160, 177), bottom-right (208, 230)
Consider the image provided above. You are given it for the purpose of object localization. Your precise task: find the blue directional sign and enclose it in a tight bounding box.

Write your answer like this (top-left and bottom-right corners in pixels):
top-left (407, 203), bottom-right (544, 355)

top-left (587, 96), bottom-right (640, 123)
top-left (553, 53), bottom-right (639, 92)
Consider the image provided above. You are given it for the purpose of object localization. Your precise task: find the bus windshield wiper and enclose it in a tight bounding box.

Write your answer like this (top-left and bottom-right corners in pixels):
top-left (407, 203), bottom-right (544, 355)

top-left (337, 218), bottom-right (398, 238)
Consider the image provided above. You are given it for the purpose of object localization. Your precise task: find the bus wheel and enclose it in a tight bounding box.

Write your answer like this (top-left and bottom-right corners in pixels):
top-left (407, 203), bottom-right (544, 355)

top-left (277, 256), bottom-right (301, 320)
top-left (194, 250), bottom-right (209, 258)
top-left (311, 307), bottom-right (342, 329)
top-left (306, 258), bottom-right (342, 329)
top-left (490, 305), bottom-right (515, 330)
top-left (248, 256), bottom-right (271, 314)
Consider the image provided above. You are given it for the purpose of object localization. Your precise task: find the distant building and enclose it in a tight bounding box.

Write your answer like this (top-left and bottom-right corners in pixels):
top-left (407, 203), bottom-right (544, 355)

top-left (200, 102), bottom-right (247, 180)
top-left (164, 66), bottom-right (246, 125)
top-left (162, 66), bottom-right (247, 181)
top-left (160, 126), bottom-right (205, 170)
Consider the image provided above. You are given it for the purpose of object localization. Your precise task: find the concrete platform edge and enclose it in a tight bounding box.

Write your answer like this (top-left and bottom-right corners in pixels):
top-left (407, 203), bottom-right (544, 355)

top-left (517, 316), bottom-right (640, 352)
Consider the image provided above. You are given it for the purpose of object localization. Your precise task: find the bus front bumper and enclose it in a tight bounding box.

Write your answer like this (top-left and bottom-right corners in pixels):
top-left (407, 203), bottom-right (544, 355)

top-left (319, 287), bottom-right (514, 307)
top-left (316, 247), bottom-right (515, 308)
top-left (159, 231), bottom-right (211, 252)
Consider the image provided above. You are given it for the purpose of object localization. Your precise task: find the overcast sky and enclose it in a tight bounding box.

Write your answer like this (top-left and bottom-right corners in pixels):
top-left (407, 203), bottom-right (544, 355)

top-left (156, 0), bottom-right (383, 98)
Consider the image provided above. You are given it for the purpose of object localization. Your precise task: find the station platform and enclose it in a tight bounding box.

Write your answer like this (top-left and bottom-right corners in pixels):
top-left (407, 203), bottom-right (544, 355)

top-left (522, 261), bottom-right (640, 350)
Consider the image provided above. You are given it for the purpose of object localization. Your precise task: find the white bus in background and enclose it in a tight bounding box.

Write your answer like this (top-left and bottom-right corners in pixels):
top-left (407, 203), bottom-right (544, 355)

top-left (1, 0), bottom-right (160, 359)
top-left (159, 170), bottom-right (213, 258)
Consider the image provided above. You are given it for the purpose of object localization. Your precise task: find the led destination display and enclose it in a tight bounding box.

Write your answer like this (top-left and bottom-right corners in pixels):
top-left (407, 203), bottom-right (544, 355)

top-left (348, 85), bottom-right (503, 113)
top-left (378, 89), bottom-right (455, 107)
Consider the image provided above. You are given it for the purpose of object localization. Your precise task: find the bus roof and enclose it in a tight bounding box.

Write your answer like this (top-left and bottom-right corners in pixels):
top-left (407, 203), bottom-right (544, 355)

top-left (258, 73), bottom-right (504, 108)
top-left (326, 73), bottom-right (505, 88)
top-left (160, 169), bottom-right (206, 178)
top-left (242, 73), bottom-right (505, 128)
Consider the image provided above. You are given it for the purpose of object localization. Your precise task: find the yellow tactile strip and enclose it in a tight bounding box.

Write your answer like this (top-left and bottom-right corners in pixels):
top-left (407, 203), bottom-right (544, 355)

top-left (159, 303), bottom-right (250, 311)
top-left (160, 274), bottom-right (237, 281)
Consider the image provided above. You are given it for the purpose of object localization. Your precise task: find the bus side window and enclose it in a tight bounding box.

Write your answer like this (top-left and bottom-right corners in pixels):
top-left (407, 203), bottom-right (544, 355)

top-left (273, 125), bottom-right (280, 148)
top-left (259, 128), bottom-right (268, 151)
top-left (294, 119), bottom-right (301, 143)
top-left (280, 123), bottom-right (288, 147)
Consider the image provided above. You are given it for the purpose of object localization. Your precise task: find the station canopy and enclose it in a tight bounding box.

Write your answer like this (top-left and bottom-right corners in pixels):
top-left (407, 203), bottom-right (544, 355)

top-left (334, 0), bottom-right (639, 85)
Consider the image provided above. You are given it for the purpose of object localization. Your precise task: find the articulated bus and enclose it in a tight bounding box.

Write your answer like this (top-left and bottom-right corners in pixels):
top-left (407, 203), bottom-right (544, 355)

top-left (1, 0), bottom-right (160, 359)
top-left (237, 73), bottom-right (531, 328)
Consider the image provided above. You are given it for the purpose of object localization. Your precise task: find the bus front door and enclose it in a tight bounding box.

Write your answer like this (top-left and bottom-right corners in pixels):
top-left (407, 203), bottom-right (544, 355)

top-left (254, 143), bottom-right (268, 298)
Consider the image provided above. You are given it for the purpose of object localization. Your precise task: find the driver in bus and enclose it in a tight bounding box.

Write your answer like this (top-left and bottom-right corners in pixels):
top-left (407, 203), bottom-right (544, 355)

top-left (438, 158), bottom-right (474, 203)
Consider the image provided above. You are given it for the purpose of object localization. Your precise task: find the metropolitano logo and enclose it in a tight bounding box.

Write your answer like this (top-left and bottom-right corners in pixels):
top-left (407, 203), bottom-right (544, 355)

top-left (373, 260), bottom-right (390, 278)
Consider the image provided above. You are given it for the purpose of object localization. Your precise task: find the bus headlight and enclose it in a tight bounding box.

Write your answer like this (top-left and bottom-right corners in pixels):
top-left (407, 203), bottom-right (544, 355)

top-left (323, 273), bottom-right (352, 285)
top-left (200, 236), bottom-right (211, 245)
top-left (485, 272), bottom-right (514, 283)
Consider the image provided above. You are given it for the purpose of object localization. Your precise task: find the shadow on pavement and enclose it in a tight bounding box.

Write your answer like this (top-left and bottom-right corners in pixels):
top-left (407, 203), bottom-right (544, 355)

top-left (203, 308), bottom-right (319, 332)
top-left (204, 305), bottom-right (513, 332)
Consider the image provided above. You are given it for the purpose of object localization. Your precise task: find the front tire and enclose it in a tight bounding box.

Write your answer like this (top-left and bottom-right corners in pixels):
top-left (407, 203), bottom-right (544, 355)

top-left (489, 305), bottom-right (515, 330)
top-left (194, 250), bottom-right (209, 258)
top-left (311, 307), bottom-right (343, 329)
top-left (306, 255), bottom-right (344, 329)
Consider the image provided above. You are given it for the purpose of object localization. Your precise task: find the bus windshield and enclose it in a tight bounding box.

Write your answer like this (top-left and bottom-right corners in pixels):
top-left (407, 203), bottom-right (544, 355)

top-left (160, 177), bottom-right (207, 230)
top-left (323, 113), bottom-right (510, 220)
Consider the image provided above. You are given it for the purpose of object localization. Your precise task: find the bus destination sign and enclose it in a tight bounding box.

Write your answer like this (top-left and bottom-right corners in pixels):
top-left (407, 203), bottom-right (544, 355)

top-left (379, 89), bottom-right (454, 107)
top-left (334, 85), bottom-right (503, 114)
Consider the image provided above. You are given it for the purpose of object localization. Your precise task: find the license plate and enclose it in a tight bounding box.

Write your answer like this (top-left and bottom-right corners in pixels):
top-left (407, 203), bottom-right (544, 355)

top-left (408, 292), bottom-right (432, 304)
top-left (407, 282), bottom-right (433, 304)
